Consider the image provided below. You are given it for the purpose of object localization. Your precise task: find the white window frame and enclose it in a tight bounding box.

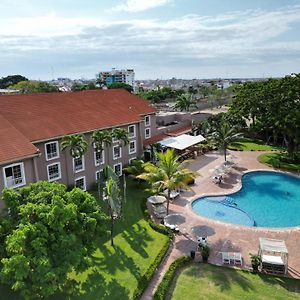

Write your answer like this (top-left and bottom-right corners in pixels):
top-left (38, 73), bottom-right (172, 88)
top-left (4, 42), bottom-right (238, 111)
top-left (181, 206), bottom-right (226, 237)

top-left (75, 176), bottom-right (86, 191)
top-left (73, 156), bottom-right (85, 173)
top-left (112, 137), bottom-right (119, 143)
top-left (113, 145), bottom-right (122, 160)
top-left (128, 125), bottom-right (136, 139)
top-left (95, 170), bottom-right (103, 182)
top-left (94, 149), bottom-right (105, 166)
top-left (145, 128), bottom-right (151, 139)
top-left (45, 141), bottom-right (59, 161)
top-left (47, 162), bottom-right (61, 182)
top-left (129, 140), bottom-right (136, 154)
top-left (144, 115), bottom-right (151, 126)
top-left (113, 163), bottom-right (122, 176)
top-left (129, 157), bottom-right (137, 165)
top-left (3, 162), bottom-right (26, 188)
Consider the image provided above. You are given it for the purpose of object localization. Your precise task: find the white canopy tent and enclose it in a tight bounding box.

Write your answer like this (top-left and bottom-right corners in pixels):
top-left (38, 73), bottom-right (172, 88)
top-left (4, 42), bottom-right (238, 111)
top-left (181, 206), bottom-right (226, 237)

top-left (160, 134), bottom-right (205, 151)
top-left (259, 238), bottom-right (288, 274)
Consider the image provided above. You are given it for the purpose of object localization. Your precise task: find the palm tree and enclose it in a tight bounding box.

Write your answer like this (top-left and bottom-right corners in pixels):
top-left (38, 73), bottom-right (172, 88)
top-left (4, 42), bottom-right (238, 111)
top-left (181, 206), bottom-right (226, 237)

top-left (173, 93), bottom-right (197, 112)
top-left (103, 166), bottom-right (125, 247)
top-left (60, 134), bottom-right (88, 186)
top-left (92, 130), bottom-right (112, 197)
top-left (123, 158), bottom-right (145, 182)
top-left (137, 149), bottom-right (198, 215)
top-left (210, 122), bottom-right (242, 161)
top-left (112, 128), bottom-right (129, 146)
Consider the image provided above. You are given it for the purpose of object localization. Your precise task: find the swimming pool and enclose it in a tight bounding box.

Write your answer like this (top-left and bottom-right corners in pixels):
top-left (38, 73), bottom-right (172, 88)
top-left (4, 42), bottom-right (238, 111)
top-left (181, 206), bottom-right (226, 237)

top-left (192, 171), bottom-right (300, 228)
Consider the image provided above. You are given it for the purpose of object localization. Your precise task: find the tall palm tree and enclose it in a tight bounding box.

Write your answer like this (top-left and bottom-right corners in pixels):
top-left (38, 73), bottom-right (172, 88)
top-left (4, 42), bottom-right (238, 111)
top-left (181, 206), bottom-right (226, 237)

top-left (92, 130), bottom-right (112, 197)
top-left (103, 166), bottom-right (125, 247)
top-left (137, 149), bottom-right (198, 215)
top-left (112, 128), bottom-right (129, 146)
top-left (210, 122), bottom-right (242, 161)
top-left (173, 93), bottom-right (197, 112)
top-left (60, 134), bottom-right (88, 186)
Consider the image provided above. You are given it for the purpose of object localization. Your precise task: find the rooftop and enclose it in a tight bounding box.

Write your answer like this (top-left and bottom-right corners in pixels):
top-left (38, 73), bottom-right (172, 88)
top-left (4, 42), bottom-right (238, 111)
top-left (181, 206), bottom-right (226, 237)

top-left (0, 89), bottom-right (156, 164)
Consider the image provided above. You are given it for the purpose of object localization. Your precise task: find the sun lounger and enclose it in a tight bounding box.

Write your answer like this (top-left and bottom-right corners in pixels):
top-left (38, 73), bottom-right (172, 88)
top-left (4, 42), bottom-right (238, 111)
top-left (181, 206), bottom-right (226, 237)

top-left (164, 189), bottom-right (180, 199)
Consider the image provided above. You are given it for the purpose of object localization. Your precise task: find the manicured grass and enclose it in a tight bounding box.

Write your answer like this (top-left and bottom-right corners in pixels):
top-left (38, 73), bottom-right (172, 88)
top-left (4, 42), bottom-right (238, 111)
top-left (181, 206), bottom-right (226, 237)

top-left (170, 263), bottom-right (300, 300)
top-left (0, 179), bottom-right (169, 299)
top-left (229, 138), bottom-right (282, 151)
top-left (258, 152), bottom-right (300, 172)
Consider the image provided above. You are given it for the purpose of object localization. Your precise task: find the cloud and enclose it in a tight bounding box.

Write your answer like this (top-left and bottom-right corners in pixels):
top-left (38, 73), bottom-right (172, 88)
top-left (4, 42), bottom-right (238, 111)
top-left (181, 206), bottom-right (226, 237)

top-left (0, 5), bottom-right (300, 78)
top-left (111, 0), bottom-right (171, 12)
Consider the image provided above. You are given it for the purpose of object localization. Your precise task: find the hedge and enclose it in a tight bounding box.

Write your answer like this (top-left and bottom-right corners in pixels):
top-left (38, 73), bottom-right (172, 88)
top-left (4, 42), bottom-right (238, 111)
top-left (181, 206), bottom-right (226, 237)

top-left (153, 256), bottom-right (192, 300)
top-left (132, 198), bottom-right (173, 299)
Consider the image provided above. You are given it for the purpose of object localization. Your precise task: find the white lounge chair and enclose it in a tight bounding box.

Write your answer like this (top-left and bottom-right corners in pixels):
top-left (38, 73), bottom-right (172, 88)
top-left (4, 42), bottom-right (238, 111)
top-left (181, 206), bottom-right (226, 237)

top-left (163, 189), bottom-right (180, 199)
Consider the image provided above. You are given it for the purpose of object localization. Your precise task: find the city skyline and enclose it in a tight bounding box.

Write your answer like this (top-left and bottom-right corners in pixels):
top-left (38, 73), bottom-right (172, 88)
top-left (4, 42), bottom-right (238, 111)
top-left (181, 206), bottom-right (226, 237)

top-left (1, 0), bottom-right (300, 80)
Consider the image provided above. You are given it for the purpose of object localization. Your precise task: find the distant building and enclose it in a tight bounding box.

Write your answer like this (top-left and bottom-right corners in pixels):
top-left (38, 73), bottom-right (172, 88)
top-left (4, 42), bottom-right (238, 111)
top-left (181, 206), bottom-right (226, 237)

top-left (99, 68), bottom-right (135, 88)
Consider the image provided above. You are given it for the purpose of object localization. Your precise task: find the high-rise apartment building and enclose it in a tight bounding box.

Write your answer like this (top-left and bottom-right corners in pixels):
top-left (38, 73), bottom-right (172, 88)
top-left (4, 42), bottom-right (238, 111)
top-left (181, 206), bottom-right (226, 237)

top-left (99, 68), bottom-right (135, 88)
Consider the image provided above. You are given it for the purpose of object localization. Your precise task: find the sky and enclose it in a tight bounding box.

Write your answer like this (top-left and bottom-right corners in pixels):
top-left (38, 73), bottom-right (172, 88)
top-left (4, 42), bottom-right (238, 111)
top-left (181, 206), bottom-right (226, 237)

top-left (0, 0), bottom-right (300, 80)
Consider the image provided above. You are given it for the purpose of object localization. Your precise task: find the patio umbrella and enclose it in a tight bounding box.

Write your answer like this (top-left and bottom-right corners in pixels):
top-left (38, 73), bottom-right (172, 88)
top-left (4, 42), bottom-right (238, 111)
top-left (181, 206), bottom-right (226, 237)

top-left (147, 195), bottom-right (167, 205)
top-left (191, 225), bottom-right (216, 237)
top-left (164, 213), bottom-right (186, 227)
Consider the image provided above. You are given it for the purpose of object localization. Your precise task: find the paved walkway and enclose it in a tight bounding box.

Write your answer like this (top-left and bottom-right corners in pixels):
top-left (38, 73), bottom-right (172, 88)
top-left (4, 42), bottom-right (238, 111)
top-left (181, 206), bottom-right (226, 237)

top-left (141, 150), bottom-right (300, 300)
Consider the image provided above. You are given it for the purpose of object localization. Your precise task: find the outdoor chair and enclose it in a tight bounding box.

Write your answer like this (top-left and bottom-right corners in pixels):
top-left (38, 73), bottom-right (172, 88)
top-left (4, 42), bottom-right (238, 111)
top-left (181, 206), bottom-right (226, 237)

top-left (221, 252), bottom-right (242, 265)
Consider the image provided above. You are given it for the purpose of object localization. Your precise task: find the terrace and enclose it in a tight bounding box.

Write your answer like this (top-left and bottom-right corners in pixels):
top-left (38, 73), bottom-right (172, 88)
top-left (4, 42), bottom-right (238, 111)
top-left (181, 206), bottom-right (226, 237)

top-left (141, 149), bottom-right (300, 299)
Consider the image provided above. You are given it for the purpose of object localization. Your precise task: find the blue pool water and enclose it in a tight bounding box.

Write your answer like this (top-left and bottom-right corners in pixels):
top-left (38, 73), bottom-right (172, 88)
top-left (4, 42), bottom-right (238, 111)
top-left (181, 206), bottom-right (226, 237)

top-left (192, 171), bottom-right (300, 228)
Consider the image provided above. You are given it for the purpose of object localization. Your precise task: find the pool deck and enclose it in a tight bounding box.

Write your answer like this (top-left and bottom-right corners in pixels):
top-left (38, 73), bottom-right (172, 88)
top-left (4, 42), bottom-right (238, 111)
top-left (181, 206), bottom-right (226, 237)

top-left (141, 150), bottom-right (300, 300)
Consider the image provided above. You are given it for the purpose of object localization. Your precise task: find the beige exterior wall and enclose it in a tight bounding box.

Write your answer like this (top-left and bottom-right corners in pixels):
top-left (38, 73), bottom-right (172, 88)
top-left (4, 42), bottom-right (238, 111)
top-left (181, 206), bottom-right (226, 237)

top-left (0, 158), bottom-right (36, 209)
top-left (0, 114), bottom-right (155, 200)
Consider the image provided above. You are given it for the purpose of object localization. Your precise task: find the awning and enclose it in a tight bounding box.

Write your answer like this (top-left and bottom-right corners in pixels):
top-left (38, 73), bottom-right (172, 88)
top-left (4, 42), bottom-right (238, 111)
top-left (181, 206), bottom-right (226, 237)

top-left (160, 134), bottom-right (205, 150)
top-left (259, 238), bottom-right (288, 254)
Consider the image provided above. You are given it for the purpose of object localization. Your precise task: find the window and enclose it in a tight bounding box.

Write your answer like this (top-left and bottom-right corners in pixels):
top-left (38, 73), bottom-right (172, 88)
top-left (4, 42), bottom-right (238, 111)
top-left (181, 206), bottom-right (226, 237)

top-left (47, 163), bottom-right (61, 182)
top-left (144, 115), bottom-right (150, 126)
top-left (114, 163), bottom-right (122, 176)
top-left (75, 176), bottom-right (86, 191)
top-left (3, 163), bottom-right (26, 188)
top-left (129, 157), bottom-right (136, 165)
top-left (145, 128), bottom-right (151, 139)
top-left (129, 140), bottom-right (136, 154)
top-left (94, 150), bottom-right (104, 166)
top-left (73, 156), bottom-right (85, 173)
top-left (113, 145), bottom-right (122, 160)
top-left (128, 125), bottom-right (136, 138)
top-left (95, 170), bottom-right (103, 182)
top-left (45, 141), bottom-right (59, 161)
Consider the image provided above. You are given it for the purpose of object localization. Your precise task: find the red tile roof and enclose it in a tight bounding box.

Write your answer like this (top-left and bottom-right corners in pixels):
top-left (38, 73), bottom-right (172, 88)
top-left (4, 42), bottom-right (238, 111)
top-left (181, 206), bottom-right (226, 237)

top-left (143, 126), bottom-right (192, 146)
top-left (0, 89), bottom-right (156, 163)
top-left (0, 115), bottom-right (38, 163)
top-left (167, 125), bottom-right (192, 136)
top-left (143, 133), bottom-right (169, 146)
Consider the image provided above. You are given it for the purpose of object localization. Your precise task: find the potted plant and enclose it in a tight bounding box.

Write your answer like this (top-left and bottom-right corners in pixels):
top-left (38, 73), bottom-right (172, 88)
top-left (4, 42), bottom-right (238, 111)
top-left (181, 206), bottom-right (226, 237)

top-left (250, 253), bottom-right (261, 273)
top-left (200, 245), bottom-right (210, 263)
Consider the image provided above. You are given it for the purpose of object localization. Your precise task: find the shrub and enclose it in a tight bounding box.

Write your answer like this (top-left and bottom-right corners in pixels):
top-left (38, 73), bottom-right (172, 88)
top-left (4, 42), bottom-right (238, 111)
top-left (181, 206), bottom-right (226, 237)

top-left (153, 256), bottom-right (192, 300)
top-left (132, 198), bottom-right (173, 299)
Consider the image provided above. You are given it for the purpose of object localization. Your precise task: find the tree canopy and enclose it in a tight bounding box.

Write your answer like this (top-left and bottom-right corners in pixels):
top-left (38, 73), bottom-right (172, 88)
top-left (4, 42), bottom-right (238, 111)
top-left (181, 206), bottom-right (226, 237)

top-left (0, 181), bottom-right (106, 299)
top-left (138, 149), bottom-right (198, 214)
top-left (229, 74), bottom-right (300, 157)
top-left (9, 80), bottom-right (59, 93)
top-left (0, 75), bottom-right (28, 89)
top-left (108, 82), bottom-right (133, 93)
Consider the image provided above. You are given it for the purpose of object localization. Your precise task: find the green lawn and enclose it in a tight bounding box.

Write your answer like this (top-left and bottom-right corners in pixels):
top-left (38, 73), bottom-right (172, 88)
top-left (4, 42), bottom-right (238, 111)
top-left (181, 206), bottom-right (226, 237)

top-left (229, 138), bottom-right (282, 151)
top-left (0, 179), bottom-right (169, 300)
top-left (258, 152), bottom-right (300, 172)
top-left (170, 264), bottom-right (300, 300)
